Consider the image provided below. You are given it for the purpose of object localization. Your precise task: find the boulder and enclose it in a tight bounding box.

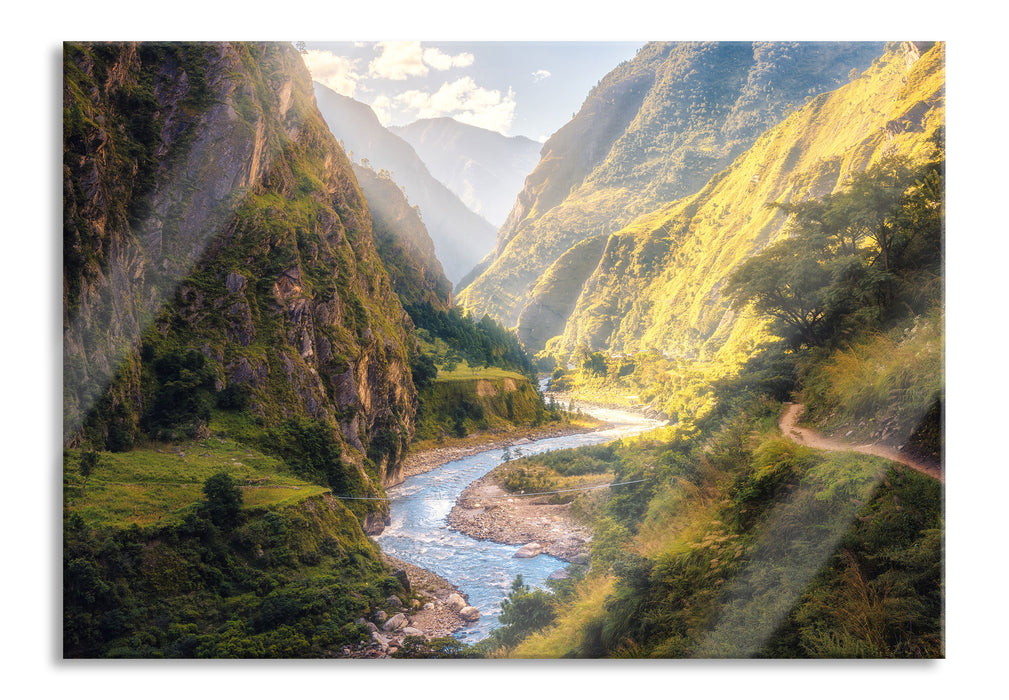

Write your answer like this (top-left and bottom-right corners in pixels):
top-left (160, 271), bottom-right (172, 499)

top-left (514, 543), bottom-right (543, 558)
top-left (373, 610), bottom-right (388, 624)
top-left (446, 593), bottom-right (467, 611)
top-left (547, 569), bottom-right (570, 580)
top-left (458, 606), bottom-right (480, 622)
top-left (386, 595), bottom-right (403, 609)
top-left (402, 627), bottom-right (423, 636)
top-left (382, 613), bottom-right (408, 632)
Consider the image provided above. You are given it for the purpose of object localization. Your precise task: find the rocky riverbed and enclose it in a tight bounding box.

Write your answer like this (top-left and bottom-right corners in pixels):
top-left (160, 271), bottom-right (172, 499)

top-left (447, 467), bottom-right (594, 563)
top-left (334, 555), bottom-right (477, 658)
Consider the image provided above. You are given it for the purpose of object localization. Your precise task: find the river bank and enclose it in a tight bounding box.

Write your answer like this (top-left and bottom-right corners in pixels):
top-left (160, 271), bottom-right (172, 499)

top-left (335, 554), bottom-right (475, 658)
top-left (394, 418), bottom-right (604, 483)
top-left (447, 468), bottom-right (594, 562)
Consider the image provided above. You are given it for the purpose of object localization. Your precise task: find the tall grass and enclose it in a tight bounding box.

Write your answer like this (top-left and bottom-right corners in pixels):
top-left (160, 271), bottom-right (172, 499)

top-left (801, 306), bottom-right (943, 443)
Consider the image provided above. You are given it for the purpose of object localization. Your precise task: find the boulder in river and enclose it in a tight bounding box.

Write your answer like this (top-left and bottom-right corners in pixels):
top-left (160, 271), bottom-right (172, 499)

top-left (547, 569), bottom-right (570, 580)
top-left (514, 542), bottom-right (543, 558)
top-left (458, 606), bottom-right (480, 621)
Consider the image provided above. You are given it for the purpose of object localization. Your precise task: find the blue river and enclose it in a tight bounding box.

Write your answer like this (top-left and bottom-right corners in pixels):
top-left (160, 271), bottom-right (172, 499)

top-left (374, 401), bottom-right (662, 642)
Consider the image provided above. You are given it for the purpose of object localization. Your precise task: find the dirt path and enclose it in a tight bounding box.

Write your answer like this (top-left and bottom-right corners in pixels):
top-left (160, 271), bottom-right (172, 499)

top-left (779, 403), bottom-right (944, 483)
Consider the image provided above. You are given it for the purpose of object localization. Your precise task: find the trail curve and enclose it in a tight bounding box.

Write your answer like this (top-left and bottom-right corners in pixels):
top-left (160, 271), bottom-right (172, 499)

top-left (779, 402), bottom-right (944, 483)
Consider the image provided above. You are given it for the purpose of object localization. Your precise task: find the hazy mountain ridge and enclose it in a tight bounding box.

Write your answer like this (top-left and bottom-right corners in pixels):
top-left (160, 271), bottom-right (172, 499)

top-left (391, 118), bottom-right (542, 229)
top-left (351, 162), bottom-right (454, 311)
top-left (312, 84), bottom-right (498, 284)
top-left (457, 41), bottom-right (887, 328)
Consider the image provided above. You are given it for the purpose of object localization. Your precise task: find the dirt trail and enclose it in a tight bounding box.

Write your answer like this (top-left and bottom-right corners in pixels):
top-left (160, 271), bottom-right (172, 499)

top-left (779, 403), bottom-right (944, 483)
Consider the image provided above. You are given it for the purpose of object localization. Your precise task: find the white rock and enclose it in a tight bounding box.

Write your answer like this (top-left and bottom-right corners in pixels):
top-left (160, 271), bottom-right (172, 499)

top-left (514, 543), bottom-right (543, 558)
top-left (446, 593), bottom-right (467, 611)
top-left (458, 606), bottom-right (480, 621)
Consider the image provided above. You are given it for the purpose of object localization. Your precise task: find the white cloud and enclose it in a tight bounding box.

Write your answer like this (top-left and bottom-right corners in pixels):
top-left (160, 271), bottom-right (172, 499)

top-left (302, 50), bottom-right (362, 97)
top-left (368, 41), bottom-right (428, 80)
top-left (532, 69), bottom-right (551, 82)
top-left (423, 47), bottom-right (475, 71)
top-left (391, 77), bottom-right (516, 134)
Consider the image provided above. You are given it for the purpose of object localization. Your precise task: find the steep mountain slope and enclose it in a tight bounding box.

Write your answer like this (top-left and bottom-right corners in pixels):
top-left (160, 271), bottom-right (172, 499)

top-left (390, 118), bottom-right (542, 228)
top-left (351, 162), bottom-right (454, 311)
top-left (457, 42), bottom-right (886, 331)
top-left (556, 42), bottom-right (944, 364)
top-left (64, 42), bottom-right (418, 487)
top-left (312, 84), bottom-right (498, 284)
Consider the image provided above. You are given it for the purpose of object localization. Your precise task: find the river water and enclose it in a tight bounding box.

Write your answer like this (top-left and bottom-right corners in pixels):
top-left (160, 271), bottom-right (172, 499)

top-left (374, 399), bottom-right (663, 642)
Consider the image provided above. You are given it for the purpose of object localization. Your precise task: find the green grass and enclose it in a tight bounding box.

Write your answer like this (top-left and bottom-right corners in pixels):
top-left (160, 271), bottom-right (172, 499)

top-left (800, 305), bottom-right (943, 444)
top-left (434, 362), bottom-right (527, 383)
top-left (64, 437), bottom-right (327, 528)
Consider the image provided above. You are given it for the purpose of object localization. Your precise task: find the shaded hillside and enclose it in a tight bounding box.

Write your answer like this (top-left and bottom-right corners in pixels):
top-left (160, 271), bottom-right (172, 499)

top-left (556, 42), bottom-right (944, 365)
top-left (64, 42), bottom-right (418, 489)
top-left (458, 41), bottom-right (885, 330)
top-left (391, 117), bottom-right (542, 228)
top-left (312, 83), bottom-right (498, 283)
top-left (351, 163), bottom-right (454, 311)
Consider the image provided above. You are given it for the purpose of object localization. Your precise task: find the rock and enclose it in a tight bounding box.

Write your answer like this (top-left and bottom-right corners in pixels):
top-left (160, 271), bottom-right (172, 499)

top-left (423, 602), bottom-right (435, 610)
top-left (382, 613), bottom-right (409, 632)
top-left (458, 606), bottom-right (480, 621)
top-left (446, 593), bottom-right (467, 611)
top-left (373, 610), bottom-right (388, 624)
top-left (514, 542), bottom-right (543, 558)
top-left (547, 569), bottom-right (570, 580)
top-left (402, 627), bottom-right (423, 636)
top-left (393, 569), bottom-right (411, 594)
top-left (386, 595), bottom-right (403, 608)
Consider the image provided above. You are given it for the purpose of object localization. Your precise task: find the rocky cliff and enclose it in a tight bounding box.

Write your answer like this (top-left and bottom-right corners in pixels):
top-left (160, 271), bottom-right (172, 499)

top-left (64, 42), bottom-right (419, 487)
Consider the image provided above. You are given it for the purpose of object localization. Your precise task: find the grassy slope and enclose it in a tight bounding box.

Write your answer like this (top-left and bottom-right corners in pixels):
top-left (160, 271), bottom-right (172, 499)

top-left (557, 44), bottom-right (945, 369)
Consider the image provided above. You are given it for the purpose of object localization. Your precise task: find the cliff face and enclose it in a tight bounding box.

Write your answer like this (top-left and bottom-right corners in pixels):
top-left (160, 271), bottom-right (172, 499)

top-left (64, 42), bottom-right (418, 486)
top-left (457, 42), bottom-right (887, 331)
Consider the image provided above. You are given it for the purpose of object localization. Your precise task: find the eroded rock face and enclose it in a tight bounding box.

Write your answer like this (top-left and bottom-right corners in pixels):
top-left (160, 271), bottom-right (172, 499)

top-left (64, 42), bottom-right (418, 487)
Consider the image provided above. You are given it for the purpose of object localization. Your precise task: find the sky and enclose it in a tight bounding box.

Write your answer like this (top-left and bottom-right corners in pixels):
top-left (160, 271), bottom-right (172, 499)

top-left (301, 41), bottom-right (644, 142)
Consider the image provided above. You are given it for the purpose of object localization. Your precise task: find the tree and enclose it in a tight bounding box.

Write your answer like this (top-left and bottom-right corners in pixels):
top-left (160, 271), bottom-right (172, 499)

top-left (202, 471), bottom-right (243, 528)
top-left (79, 449), bottom-right (100, 496)
top-left (491, 575), bottom-right (557, 648)
top-left (726, 236), bottom-right (836, 348)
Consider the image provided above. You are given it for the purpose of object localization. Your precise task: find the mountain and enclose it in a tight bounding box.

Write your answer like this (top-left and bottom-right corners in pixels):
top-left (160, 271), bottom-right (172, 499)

top-left (390, 118), bottom-right (542, 229)
top-left (312, 84), bottom-right (498, 284)
top-left (351, 162), bottom-right (454, 311)
top-left (64, 41), bottom-right (418, 490)
top-left (552, 41), bottom-right (944, 364)
top-left (457, 42), bottom-right (887, 333)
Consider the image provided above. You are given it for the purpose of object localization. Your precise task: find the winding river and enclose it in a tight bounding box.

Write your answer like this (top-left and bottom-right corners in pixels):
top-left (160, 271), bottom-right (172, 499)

top-left (374, 399), bottom-right (664, 642)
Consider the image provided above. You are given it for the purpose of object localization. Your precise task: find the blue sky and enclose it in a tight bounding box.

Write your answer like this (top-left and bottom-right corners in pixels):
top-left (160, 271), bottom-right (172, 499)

top-left (301, 41), bottom-right (644, 142)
